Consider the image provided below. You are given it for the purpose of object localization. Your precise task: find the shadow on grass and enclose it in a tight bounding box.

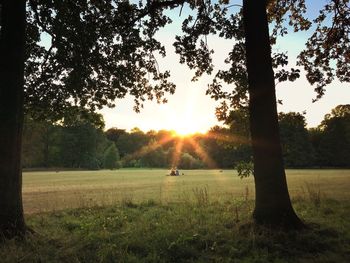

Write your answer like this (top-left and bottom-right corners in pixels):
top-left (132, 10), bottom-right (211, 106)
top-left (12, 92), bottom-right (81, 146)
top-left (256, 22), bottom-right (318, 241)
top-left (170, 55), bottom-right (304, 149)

top-left (1, 199), bottom-right (349, 262)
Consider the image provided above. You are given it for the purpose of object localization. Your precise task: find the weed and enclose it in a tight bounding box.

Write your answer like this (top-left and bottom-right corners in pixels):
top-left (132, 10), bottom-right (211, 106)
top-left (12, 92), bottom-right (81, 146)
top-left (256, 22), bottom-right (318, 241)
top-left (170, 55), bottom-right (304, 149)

top-left (120, 193), bottom-right (136, 208)
top-left (140, 199), bottom-right (157, 207)
top-left (192, 186), bottom-right (209, 206)
top-left (305, 182), bottom-right (322, 208)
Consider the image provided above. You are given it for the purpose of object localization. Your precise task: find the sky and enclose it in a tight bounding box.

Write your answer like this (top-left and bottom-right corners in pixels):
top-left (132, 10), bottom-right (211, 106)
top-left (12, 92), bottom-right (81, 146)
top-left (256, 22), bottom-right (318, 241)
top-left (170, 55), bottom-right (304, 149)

top-left (99, 1), bottom-right (350, 133)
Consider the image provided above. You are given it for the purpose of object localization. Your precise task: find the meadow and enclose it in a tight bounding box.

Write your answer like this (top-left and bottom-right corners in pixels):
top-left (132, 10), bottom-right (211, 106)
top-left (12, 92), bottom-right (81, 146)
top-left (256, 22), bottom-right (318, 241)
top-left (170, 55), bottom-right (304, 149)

top-left (1, 169), bottom-right (349, 262)
top-left (22, 169), bottom-right (350, 214)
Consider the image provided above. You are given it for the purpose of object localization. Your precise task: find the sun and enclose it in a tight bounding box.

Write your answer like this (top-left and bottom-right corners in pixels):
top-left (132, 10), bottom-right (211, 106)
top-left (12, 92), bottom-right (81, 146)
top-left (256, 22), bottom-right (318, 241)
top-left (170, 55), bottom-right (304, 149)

top-left (169, 115), bottom-right (205, 136)
top-left (174, 125), bottom-right (198, 136)
top-left (158, 87), bottom-right (208, 136)
top-left (168, 115), bottom-right (207, 137)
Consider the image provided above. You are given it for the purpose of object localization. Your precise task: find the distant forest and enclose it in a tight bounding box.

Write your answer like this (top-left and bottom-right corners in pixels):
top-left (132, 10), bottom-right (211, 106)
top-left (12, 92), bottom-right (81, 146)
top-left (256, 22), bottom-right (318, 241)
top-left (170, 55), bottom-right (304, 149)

top-left (22, 105), bottom-right (350, 170)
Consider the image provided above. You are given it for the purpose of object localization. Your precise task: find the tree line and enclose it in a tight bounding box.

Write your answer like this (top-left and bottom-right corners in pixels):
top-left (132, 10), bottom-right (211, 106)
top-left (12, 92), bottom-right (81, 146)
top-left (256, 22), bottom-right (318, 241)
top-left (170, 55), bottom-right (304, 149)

top-left (22, 104), bottom-right (350, 170)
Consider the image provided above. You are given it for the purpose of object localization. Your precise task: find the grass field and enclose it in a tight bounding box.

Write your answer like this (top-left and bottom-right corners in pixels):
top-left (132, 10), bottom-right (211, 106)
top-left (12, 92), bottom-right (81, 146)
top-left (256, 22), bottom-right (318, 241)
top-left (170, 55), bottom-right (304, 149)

top-left (1, 169), bottom-right (349, 262)
top-left (23, 169), bottom-right (350, 214)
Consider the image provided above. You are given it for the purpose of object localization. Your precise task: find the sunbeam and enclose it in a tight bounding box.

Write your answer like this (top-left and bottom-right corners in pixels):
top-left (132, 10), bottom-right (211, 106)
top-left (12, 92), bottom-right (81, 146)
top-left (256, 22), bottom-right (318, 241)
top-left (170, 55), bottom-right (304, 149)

top-left (205, 130), bottom-right (250, 145)
top-left (123, 133), bottom-right (175, 162)
top-left (187, 137), bottom-right (218, 169)
top-left (171, 137), bottom-right (184, 168)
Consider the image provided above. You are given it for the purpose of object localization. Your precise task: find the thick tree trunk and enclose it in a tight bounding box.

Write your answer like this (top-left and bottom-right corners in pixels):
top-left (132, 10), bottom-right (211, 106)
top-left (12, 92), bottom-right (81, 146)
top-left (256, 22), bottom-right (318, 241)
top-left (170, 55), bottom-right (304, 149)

top-left (242, 0), bottom-right (304, 228)
top-left (0, 0), bottom-right (27, 238)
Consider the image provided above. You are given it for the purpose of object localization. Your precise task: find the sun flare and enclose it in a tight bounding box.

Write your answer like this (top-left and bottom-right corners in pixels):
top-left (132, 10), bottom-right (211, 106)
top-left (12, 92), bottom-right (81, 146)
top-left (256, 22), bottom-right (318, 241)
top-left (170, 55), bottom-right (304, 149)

top-left (173, 122), bottom-right (202, 136)
top-left (162, 88), bottom-right (207, 136)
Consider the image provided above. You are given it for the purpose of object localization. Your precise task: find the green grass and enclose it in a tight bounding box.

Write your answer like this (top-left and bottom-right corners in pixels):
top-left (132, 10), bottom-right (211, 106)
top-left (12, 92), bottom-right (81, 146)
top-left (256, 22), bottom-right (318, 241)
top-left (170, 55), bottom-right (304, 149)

top-left (23, 169), bottom-right (350, 213)
top-left (0, 169), bottom-right (349, 262)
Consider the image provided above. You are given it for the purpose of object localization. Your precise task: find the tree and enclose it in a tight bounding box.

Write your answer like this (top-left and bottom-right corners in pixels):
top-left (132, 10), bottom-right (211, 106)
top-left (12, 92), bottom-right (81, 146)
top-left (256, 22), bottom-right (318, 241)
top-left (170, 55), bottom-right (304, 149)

top-left (103, 143), bottom-right (121, 170)
top-left (278, 112), bottom-right (315, 167)
top-left (141, 146), bottom-right (167, 168)
top-left (298, 1), bottom-right (350, 99)
top-left (22, 117), bottom-right (47, 168)
top-left (105, 128), bottom-right (127, 144)
top-left (316, 105), bottom-right (350, 167)
top-left (205, 126), bottom-right (238, 168)
top-left (242, 0), bottom-right (303, 227)
top-left (116, 128), bottom-right (149, 158)
top-left (167, 0), bottom-right (348, 227)
top-left (22, 116), bottom-right (60, 168)
top-left (216, 108), bottom-right (252, 166)
top-left (59, 123), bottom-right (98, 169)
top-left (308, 127), bottom-right (323, 166)
top-left (55, 109), bottom-right (107, 169)
top-left (25, 0), bottom-right (176, 119)
top-left (0, 0), bottom-right (27, 237)
top-left (1, 0), bottom-right (176, 237)
top-left (179, 152), bottom-right (203, 169)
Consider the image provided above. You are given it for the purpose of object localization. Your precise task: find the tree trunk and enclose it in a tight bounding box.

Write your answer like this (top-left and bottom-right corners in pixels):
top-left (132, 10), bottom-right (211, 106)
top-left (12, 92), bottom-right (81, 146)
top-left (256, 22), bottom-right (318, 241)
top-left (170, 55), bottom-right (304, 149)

top-left (43, 123), bottom-right (50, 167)
top-left (0, 0), bottom-right (27, 238)
top-left (242, 0), bottom-right (304, 228)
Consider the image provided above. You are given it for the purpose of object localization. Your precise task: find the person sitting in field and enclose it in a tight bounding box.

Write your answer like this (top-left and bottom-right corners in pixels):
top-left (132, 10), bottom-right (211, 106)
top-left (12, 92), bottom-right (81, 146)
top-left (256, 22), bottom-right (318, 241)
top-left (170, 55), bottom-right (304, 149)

top-left (175, 168), bottom-right (180, 176)
top-left (170, 168), bottom-right (176, 176)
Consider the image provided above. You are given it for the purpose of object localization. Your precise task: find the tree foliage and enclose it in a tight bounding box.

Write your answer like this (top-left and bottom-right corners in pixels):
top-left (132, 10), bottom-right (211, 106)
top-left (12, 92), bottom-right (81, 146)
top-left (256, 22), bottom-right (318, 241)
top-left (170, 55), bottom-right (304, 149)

top-left (25, 0), bottom-right (177, 120)
top-left (22, 0), bottom-right (350, 124)
top-left (298, 0), bottom-right (350, 99)
top-left (22, 106), bottom-right (349, 170)
top-left (316, 104), bottom-right (350, 166)
top-left (279, 112), bottom-right (314, 167)
top-left (103, 143), bottom-right (120, 170)
top-left (21, 1), bottom-right (350, 172)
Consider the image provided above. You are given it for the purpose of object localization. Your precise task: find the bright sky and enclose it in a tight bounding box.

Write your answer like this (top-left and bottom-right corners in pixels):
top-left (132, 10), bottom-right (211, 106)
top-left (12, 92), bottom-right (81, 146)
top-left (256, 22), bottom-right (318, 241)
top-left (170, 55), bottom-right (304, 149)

top-left (98, 1), bottom-right (349, 133)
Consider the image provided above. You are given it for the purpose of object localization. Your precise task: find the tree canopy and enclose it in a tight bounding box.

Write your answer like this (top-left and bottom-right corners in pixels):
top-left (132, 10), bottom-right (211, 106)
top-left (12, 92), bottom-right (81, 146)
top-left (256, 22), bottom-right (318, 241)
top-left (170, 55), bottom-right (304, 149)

top-left (25, 0), bottom-right (177, 120)
top-left (23, 1), bottom-right (350, 120)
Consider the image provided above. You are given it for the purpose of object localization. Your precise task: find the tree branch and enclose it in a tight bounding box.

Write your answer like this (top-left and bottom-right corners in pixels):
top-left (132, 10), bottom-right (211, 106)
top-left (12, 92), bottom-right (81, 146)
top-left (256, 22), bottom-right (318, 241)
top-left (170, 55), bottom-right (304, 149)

top-left (132, 0), bottom-right (186, 24)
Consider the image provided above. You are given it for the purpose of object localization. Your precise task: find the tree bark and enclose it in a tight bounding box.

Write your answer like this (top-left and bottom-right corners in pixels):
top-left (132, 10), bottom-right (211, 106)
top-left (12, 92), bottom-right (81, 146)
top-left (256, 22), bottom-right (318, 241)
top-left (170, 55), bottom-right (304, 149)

top-left (0, 0), bottom-right (27, 238)
top-left (242, 0), bottom-right (304, 228)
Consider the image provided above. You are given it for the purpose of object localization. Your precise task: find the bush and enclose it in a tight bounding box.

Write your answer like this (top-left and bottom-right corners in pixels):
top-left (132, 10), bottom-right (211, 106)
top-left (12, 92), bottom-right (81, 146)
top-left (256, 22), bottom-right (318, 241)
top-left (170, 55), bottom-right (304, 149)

top-left (103, 144), bottom-right (121, 169)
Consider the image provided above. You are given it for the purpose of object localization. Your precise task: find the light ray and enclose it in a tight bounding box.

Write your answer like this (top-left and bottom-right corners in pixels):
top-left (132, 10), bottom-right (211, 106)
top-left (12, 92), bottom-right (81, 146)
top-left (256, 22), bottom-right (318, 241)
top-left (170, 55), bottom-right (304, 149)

top-left (122, 134), bottom-right (175, 162)
top-left (187, 137), bottom-right (218, 169)
top-left (206, 129), bottom-right (277, 148)
top-left (171, 137), bottom-right (184, 168)
top-left (205, 131), bottom-right (250, 145)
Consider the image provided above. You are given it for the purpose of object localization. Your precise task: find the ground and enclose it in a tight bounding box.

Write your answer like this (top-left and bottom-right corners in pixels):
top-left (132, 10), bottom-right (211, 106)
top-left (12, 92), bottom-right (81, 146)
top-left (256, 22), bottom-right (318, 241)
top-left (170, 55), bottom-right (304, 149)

top-left (1, 169), bottom-right (350, 262)
top-left (22, 169), bottom-right (350, 213)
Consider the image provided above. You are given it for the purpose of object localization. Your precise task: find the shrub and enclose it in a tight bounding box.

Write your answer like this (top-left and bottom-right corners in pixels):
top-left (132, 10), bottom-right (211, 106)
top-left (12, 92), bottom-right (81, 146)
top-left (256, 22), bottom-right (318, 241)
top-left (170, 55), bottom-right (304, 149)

top-left (103, 144), bottom-right (121, 169)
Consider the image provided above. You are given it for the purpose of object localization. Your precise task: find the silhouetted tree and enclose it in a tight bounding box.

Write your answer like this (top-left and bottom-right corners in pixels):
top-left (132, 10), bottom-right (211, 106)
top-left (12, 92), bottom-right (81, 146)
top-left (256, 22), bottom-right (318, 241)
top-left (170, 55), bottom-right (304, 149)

top-left (0, 0), bottom-right (27, 237)
top-left (317, 105), bottom-right (350, 167)
top-left (22, 117), bottom-right (60, 168)
top-left (1, 0), bottom-right (175, 237)
top-left (279, 112), bottom-right (315, 167)
top-left (105, 128), bottom-right (127, 144)
top-left (169, 0), bottom-right (348, 228)
top-left (116, 128), bottom-right (149, 158)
